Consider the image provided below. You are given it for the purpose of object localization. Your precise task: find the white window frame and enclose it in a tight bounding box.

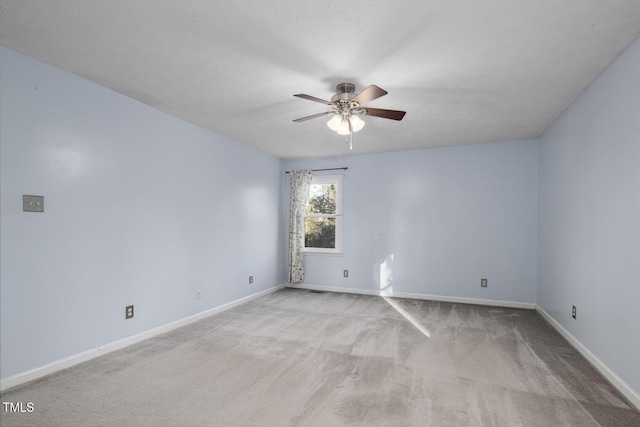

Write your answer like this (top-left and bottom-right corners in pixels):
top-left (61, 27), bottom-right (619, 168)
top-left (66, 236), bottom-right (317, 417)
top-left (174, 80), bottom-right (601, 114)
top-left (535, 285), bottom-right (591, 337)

top-left (303, 174), bottom-right (343, 254)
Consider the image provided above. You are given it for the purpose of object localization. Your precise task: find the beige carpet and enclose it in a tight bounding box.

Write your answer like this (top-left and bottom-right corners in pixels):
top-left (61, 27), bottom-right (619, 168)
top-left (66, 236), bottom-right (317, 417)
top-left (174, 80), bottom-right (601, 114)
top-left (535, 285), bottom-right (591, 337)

top-left (1, 288), bottom-right (638, 426)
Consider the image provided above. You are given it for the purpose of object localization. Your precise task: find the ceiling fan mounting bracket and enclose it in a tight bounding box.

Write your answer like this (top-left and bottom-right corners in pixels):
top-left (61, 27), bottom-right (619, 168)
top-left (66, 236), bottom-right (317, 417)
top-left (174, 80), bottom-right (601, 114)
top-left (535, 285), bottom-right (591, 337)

top-left (336, 82), bottom-right (355, 93)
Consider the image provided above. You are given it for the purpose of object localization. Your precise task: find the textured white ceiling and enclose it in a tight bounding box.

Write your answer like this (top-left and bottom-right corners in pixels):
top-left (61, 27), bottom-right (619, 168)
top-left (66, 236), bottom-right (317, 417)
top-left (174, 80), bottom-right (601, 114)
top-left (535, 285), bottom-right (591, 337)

top-left (2, 1), bottom-right (640, 158)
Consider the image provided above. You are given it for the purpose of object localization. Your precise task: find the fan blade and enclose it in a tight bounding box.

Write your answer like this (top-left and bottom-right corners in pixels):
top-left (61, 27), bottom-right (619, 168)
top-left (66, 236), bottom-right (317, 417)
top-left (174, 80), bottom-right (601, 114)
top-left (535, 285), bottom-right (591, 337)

top-left (294, 94), bottom-right (333, 105)
top-left (364, 107), bottom-right (406, 121)
top-left (293, 111), bottom-right (333, 122)
top-left (351, 85), bottom-right (388, 106)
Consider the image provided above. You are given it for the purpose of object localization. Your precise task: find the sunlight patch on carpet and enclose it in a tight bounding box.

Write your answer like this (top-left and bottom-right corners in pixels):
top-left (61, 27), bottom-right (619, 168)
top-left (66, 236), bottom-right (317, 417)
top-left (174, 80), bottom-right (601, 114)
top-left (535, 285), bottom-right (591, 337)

top-left (382, 296), bottom-right (431, 339)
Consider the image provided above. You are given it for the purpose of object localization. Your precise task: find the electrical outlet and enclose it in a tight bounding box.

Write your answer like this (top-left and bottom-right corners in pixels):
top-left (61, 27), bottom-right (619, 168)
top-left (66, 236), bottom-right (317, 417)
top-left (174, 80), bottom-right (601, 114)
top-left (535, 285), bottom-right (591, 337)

top-left (343, 270), bottom-right (349, 278)
top-left (196, 289), bottom-right (202, 299)
top-left (481, 278), bottom-right (488, 287)
top-left (125, 305), bottom-right (134, 319)
top-left (249, 276), bottom-right (253, 284)
top-left (23, 195), bottom-right (44, 212)
top-left (572, 305), bottom-right (577, 319)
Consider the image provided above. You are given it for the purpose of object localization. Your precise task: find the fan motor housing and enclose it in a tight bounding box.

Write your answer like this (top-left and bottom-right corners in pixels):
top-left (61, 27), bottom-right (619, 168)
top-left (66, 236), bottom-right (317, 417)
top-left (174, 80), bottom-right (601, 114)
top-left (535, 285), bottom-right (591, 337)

top-left (331, 82), bottom-right (357, 103)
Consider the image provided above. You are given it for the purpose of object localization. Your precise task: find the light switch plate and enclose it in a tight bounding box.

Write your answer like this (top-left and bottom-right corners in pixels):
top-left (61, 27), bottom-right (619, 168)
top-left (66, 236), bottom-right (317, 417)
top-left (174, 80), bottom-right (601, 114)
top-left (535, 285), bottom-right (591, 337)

top-left (23, 195), bottom-right (44, 212)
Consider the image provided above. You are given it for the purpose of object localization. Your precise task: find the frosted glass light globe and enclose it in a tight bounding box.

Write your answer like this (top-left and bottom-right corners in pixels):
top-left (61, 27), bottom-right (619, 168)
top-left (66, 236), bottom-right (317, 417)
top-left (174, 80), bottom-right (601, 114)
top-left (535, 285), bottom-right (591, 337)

top-left (350, 115), bottom-right (365, 132)
top-left (326, 114), bottom-right (343, 131)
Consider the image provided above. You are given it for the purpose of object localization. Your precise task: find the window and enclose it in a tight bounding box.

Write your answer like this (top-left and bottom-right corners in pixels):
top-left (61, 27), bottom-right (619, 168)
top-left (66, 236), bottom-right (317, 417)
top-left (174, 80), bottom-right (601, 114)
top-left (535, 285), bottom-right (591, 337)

top-left (304, 175), bottom-right (342, 254)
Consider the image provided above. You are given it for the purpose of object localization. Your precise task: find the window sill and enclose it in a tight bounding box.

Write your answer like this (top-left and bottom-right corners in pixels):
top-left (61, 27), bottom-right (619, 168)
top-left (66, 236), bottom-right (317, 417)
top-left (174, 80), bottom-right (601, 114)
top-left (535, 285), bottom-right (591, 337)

top-left (303, 251), bottom-right (343, 257)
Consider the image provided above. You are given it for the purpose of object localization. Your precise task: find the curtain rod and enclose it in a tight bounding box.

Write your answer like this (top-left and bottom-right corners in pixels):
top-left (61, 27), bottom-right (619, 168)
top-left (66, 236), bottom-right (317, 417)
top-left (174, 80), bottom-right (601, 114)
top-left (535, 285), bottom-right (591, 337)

top-left (285, 167), bottom-right (348, 174)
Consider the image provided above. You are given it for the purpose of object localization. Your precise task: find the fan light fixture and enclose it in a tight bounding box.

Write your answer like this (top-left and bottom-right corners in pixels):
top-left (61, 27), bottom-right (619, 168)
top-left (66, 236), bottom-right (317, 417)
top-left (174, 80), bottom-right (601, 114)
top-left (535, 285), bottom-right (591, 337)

top-left (326, 113), bottom-right (365, 135)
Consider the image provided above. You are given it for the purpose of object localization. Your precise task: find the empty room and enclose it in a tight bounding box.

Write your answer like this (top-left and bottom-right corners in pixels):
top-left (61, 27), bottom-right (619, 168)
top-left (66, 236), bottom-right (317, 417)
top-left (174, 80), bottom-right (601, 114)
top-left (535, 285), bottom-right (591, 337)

top-left (1, 2), bottom-right (640, 426)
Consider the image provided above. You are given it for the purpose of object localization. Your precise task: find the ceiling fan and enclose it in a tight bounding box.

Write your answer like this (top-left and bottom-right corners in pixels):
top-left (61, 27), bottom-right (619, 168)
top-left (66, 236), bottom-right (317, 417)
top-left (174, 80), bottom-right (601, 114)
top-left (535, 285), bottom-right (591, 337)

top-left (293, 83), bottom-right (406, 150)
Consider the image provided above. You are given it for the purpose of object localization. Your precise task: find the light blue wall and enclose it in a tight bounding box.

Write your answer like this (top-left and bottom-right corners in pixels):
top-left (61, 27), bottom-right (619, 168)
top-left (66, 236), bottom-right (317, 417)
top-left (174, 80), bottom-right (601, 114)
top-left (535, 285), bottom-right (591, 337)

top-left (538, 38), bottom-right (640, 396)
top-left (0, 47), bottom-right (285, 379)
top-left (283, 139), bottom-right (539, 304)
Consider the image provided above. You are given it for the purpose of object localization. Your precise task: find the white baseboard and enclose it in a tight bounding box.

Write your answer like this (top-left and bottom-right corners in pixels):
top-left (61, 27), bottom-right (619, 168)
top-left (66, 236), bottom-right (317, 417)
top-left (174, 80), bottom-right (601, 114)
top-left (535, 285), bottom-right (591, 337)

top-left (0, 283), bottom-right (287, 392)
top-left (287, 283), bottom-right (536, 309)
top-left (536, 306), bottom-right (640, 410)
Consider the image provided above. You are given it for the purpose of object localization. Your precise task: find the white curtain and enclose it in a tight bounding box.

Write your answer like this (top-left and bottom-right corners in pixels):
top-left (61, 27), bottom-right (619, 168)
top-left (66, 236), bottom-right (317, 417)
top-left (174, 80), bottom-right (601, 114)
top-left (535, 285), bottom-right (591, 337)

top-left (288, 170), bottom-right (312, 283)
